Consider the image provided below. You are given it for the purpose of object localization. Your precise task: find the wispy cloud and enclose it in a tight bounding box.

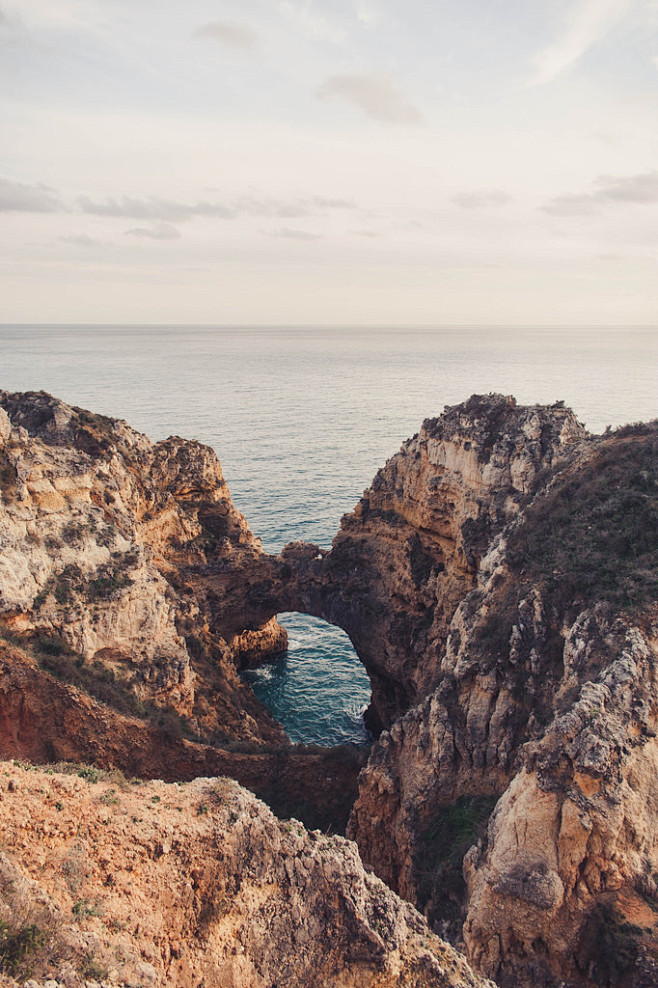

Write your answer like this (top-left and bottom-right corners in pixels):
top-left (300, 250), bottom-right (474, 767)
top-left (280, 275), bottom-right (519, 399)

top-left (125, 222), bottom-right (181, 240)
top-left (79, 194), bottom-right (236, 221)
top-left (2, 179), bottom-right (356, 223)
top-left (451, 191), bottom-right (510, 210)
top-left (529, 0), bottom-right (631, 86)
top-left (543, 170), bottom-right (658, 216)
top-left (266, 227), bottom-right (323, 240)
top-left (0, 177), bottom-right (64, 212)
top-left (79, 192), bottom-right (355, 221)
top-left (316, 74), bottom-right (425, 125)
top-left (194, 20), bottom-right (257, 49)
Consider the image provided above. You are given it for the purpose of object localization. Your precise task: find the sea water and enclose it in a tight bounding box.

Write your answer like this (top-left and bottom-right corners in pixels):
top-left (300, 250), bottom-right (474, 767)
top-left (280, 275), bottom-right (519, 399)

top-left (1, 325), bottom-right (656, 743)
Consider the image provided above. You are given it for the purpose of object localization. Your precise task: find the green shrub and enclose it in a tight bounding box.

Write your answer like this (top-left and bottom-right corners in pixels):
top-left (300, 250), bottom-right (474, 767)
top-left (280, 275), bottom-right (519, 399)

top-left (36, 646), bottom-right (146, 718)
top-left (507, 431), bottom-right (658, 615)
top-left (579, 902), bottom-right (643, 984)
top-left (72, 899), bottom-right (100, 921)
top-left (38, 635), bottom-right (65, 656)
top-left (0, 920), bottom-right (46, 977)
top-left (415, 794), bottom-right (498, 935)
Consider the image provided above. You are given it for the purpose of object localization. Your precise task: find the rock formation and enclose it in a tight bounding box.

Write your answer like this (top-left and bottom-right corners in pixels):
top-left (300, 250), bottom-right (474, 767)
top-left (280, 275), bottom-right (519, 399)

top-left (0, 389), bottom-right (287, 748)
top-left (2, 389), bottom-right (657, 988)
top-left (335, 401), bottom-right (658, 987)
top-left (281, 394), bottom-right (587, 731)
top-left (0, 389), bottom-right (365, 831)
top-left (0, 760), bottom-right (494, 988)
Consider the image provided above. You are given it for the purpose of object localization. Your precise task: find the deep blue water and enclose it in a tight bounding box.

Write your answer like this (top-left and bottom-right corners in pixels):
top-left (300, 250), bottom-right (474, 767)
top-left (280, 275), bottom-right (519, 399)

top-left (1, 325), bottom-right (656, 743)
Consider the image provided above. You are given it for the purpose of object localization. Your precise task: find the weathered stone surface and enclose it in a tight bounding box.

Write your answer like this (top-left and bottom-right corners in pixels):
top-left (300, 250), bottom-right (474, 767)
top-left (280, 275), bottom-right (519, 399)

top-left (0, 761), bottom-right (494, 988)
top-left (338, 406), bottom-right (658, 987)
top-left (2, 389), bottom-right (657, 988)
top-left (275, 394), bottom-right (586, 731)
top-left (0, 389), bottom-right (286, 747)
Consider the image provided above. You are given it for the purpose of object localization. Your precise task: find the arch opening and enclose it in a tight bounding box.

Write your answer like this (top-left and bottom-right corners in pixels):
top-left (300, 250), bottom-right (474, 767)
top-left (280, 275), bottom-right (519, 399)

top-left (241, 612), bottom-right (372, 746)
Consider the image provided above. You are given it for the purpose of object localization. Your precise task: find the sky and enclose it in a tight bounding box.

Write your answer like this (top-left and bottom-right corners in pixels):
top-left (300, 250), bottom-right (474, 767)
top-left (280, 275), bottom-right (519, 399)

top-left (1, 0), bottom-right (658, 325)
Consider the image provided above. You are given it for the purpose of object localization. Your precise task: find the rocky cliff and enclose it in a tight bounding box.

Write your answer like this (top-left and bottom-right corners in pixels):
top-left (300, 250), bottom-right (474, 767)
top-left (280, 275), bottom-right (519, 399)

top-left (0, 760), bottom-right (494, 988)
top-left (286, 394), bottom-right (586, 731)
top-left (1, 389), bottom-right (657, 988)
top-left (336, 402), bottom-right (658, 987)
top-left (0, 389), bottom-right (286, 748)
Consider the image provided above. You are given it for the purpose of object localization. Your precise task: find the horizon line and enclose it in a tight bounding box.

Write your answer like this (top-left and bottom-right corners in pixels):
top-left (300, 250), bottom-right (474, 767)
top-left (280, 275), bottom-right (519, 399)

top-left (1, 322), bottom-right (657, 331)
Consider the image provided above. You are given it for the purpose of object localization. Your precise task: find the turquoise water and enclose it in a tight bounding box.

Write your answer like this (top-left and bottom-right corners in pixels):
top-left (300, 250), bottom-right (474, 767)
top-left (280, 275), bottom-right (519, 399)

top-left (1, 324), bottom-right (656, 743)
top-left (243, 613), bottom-right (371, 745)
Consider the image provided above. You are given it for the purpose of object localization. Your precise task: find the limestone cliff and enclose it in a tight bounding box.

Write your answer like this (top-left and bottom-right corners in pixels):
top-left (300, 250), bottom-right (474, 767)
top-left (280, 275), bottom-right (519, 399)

top-left (0, 390), bottom-right (286, 748)
top-left (2, 389), bottom-right (657, 988)
top-left (0, 760), bottom-right (494, 988)
top-left (337, 402), bottom-right (658, 987)
top-left (289, 394), bottom-right (586, 731)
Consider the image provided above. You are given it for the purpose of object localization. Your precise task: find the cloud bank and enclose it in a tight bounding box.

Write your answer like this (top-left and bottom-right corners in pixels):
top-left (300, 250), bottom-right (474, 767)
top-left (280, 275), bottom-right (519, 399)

top-left (78, 193), bottom-right (355, 222)
top-left (544, 170), bottom-right (658, 216)
top-left (79, 195), bottom-right (235, 221)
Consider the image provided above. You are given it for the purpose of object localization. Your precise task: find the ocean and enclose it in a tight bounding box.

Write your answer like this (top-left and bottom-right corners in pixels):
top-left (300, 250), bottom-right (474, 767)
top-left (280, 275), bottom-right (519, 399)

top-left (1, 324), bottom-right (656, 743)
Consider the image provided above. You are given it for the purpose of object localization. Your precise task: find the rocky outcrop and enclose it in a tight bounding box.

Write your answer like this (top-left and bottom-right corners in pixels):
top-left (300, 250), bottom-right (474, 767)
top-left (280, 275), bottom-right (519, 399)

top-left (341, 410), bottom-right (658, 986)
top-left (0, 390), bottom-right (286, 748)
top-left (269, 395), bottom-right (586, 732)
top-left (462, 615), bottom-right (658, 986)
top-left (0, 760), bottom-right (494, 988)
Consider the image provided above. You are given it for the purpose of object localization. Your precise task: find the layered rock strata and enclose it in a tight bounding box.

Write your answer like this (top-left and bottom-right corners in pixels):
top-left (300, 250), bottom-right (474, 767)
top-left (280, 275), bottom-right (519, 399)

top-left (337, 405), bottom-right (658, 986)
top-left (0, 760), bottom-right (494, 988)
top-left (277, 394), bottom-right (586, 731)
top-left (0, 390), bottom-right (286, 748)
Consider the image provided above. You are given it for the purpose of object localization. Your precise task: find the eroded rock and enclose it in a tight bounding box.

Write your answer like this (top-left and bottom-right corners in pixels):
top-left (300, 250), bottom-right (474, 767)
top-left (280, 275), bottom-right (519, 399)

top-left (0, 760), bottom-right (494, 988)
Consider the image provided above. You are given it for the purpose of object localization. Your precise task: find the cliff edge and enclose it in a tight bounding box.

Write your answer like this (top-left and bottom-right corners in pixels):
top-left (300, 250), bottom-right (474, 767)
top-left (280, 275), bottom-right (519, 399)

top-left (0, 389), bottom-right (286, 748)
top-left (334, 398), bottom-right (658, 987)
top-left (0, 760), bottom-right (494, 988)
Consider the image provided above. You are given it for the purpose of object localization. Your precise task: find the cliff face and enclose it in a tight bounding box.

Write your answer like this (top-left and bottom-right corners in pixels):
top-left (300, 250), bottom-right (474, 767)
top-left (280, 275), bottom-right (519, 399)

top-left (0, 390), bottom-right (286, 748)
top-left (341, 407), bottom-right (658, 987)
top-left (0, 760), bottom-right (494, 988)
top-left (0, 638), bottom-right (365, 832)
top-left (299, 394), bottom-right (585, 731)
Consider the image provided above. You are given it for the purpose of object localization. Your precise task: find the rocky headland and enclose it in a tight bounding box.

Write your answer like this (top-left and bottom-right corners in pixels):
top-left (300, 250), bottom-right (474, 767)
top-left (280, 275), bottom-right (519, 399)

top-left (1, 389), bottom-right (657, 987)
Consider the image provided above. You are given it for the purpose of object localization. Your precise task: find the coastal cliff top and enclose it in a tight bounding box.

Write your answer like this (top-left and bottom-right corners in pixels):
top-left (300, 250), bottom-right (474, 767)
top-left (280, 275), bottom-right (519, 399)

top-left (0, 759), bottom-right (494, 988)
